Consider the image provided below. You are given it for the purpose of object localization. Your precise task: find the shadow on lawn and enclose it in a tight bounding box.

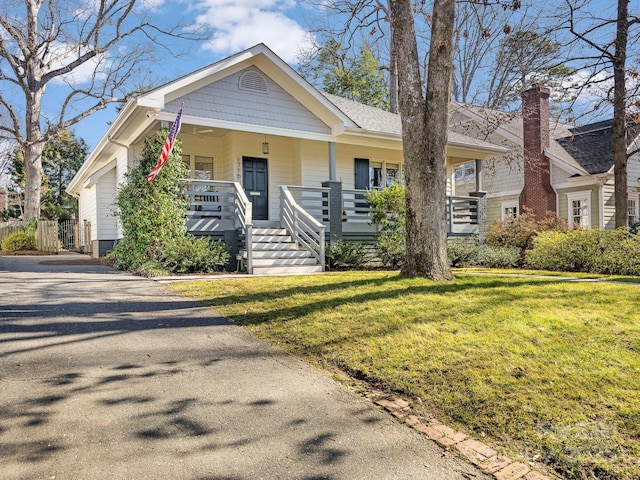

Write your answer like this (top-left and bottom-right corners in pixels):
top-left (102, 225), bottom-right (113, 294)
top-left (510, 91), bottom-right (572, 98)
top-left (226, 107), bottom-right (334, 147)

top-left (195, 274), bottom-right (566, 328)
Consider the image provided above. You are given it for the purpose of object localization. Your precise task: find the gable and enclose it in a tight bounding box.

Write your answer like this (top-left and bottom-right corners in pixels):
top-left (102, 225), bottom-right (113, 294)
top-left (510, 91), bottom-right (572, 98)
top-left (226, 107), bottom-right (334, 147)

top-left (166, 66), bottom-right (331, 135)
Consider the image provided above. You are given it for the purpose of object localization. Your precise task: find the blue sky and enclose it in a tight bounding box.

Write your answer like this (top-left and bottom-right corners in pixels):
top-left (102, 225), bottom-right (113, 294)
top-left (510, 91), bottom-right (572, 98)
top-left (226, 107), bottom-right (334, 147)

top-left (71, 0), bottom-right (320, 149)
top-left (29, 0), bottom-right (639, 153)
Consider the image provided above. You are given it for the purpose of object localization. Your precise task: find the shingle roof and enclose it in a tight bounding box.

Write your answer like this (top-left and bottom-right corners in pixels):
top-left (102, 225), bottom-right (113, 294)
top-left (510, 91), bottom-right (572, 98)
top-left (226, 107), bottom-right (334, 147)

top-left (323, 92), bottom-right (506, 150)
top-left (556, 120), bottom-right (640, 175)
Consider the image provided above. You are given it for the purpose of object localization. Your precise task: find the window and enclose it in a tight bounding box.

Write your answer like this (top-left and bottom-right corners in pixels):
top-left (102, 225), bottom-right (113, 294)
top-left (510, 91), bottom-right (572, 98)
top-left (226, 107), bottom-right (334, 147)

top-left (355, 158), bottom-right (402, 190)
top-left (194, 155), bottom-right (214, 181)
top-left (386, 163), bottom-right (400, 187)
top-left (454, 162), bottom-right (476, 182)
top-left (369, 161), bottom-right (383, 189)
top-left (629, 194), bottom-right (639, 225)
top-left (501, 201), bottom-right (519, 221)
top-left (182, 155), bottom-right (215, 180)
top-left (567, 191), bottom-right (591, 228)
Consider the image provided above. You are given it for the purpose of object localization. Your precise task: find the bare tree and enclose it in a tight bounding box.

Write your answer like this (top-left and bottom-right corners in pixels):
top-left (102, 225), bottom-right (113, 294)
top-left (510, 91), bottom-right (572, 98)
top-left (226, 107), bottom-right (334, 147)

top-left (0, 0), bottom-right (208, 220)
top-left (388, 0), bottom-right (455, 279)
top-left (564, 0), bottom-right (640, 227)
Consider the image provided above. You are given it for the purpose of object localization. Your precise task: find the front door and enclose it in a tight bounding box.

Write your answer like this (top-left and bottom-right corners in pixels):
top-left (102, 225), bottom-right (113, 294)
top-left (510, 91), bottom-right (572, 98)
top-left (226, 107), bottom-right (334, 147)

top-left (242, 157), bottom-right (268, 220)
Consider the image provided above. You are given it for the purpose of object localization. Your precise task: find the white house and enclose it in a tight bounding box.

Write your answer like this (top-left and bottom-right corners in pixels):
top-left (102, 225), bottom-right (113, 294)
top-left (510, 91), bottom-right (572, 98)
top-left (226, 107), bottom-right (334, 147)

top-left (67, 43), bottom-right (506, 274)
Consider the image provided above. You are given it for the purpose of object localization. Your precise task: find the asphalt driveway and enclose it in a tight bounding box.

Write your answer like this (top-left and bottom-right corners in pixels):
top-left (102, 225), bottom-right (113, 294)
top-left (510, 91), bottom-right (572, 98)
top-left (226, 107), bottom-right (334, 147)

top-left (0, 252), bottom-right (489, 480)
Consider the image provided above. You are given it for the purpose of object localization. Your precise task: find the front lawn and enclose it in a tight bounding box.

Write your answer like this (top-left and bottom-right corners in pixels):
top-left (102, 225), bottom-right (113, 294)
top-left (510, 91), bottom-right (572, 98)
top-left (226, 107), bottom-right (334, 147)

top-left (171, 271), bottom-right (640, 480)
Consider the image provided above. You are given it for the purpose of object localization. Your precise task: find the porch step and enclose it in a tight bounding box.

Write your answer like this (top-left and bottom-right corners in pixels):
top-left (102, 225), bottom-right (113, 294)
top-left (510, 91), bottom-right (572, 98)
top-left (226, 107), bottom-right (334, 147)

top-left (251, 264), bottom-right (324, 275)
top-left (244, 226), bottom-right (323, 275)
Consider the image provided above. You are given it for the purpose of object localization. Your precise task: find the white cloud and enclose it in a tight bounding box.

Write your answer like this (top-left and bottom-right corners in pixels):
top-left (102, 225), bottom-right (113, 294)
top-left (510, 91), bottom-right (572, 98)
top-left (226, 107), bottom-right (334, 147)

top-left (193, 0), bottom-right (314, 64)
top-left (44, 42), bottom-right (111, 86)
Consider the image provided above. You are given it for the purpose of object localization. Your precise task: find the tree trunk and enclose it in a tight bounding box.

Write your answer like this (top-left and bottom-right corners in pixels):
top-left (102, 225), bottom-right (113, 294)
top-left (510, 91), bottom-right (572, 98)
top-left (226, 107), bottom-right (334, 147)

top-left (389, 51), bottom-right (399, 114)
top-left (613, 0), bottom-right (629, 228)
top-left (23, 0), bottom-right (45, 221)
top-left (390, 0), bottom-right (454, 280)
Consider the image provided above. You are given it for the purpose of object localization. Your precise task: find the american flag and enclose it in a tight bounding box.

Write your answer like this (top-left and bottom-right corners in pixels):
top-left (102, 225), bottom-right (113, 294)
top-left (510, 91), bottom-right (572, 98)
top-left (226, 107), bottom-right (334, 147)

top-left (147, 107), bottom-right (183, 183)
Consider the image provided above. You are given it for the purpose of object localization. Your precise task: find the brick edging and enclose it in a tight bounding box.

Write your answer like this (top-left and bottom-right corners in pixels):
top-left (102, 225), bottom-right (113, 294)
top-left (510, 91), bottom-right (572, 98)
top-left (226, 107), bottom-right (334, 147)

top-left (374, 396), bottom-right (557, 480)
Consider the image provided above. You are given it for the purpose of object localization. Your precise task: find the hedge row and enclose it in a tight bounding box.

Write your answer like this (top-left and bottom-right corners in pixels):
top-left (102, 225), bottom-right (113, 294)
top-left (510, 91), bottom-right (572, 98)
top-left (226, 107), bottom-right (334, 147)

top-left (526, 228), bottom-right (640, 275)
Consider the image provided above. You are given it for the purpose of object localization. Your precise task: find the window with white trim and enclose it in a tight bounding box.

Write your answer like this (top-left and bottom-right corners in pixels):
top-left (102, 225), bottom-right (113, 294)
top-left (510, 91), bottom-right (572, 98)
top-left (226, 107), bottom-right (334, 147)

top-left (628, 193), bottom-right (639, 225)
top-left (567, 191), bottom-right (591, 228)
top-left (501, 201), bottom-right (519, 221)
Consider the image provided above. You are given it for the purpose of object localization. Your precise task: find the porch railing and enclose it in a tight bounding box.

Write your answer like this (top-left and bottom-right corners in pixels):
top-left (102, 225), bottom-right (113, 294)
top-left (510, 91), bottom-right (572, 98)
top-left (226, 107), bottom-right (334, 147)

top-left (280, 186), bottom-right (325, 270)
top-left (183, 179), bottom-right (253, 272)
top-left (447, 196), bottom-right (479, 235)
top-left (234, 182), bottom-right (253, 274)
top-left (286, 186), bottom-right (330, 226)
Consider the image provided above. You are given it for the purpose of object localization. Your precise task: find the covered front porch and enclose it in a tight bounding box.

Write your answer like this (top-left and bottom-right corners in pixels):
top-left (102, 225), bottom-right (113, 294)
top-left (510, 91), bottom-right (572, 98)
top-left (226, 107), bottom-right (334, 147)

top-left (183, 178), bottom-right (485, 274)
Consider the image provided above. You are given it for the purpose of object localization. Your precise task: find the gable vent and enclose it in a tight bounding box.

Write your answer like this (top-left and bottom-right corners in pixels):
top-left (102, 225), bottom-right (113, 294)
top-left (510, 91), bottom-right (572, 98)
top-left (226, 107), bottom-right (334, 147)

top-left (239, 70), bottom-right (269, 94)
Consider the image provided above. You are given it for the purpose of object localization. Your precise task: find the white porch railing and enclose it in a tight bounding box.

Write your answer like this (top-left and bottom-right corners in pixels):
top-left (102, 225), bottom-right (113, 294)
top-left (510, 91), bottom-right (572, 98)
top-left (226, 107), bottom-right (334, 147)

top-left (280, 186), bottom-right (325, 270)
top-left (286, 186), bottom-right (330, 227)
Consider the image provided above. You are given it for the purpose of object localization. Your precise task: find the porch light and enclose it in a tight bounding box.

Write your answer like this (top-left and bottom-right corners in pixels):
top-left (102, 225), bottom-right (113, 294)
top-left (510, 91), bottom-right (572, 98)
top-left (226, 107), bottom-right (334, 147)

top-left (262, 134), bottom-right (269, 155)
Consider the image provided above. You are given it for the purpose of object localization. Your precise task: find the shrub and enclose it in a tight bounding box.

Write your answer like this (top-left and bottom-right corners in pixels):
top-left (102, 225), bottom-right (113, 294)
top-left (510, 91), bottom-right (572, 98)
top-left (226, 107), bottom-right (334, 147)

top-left (447, 238), bottom-right (480, 267)
top-left (1, 231), bottom-right (37, 251)
top-left (447, 238), bottom-right (520, 268)
top-left (367, 184), bottom-right (406, 267)
top-left (526, 228), bottom-right (640, 275)
top-left (160, 236), bottom-right (230, 274)
top-left (487, 206), bottom-right (568, 252)
top-left (477, 245), bottom-right (521, 268)
top-left (326, 240), bottom-right (368, 269)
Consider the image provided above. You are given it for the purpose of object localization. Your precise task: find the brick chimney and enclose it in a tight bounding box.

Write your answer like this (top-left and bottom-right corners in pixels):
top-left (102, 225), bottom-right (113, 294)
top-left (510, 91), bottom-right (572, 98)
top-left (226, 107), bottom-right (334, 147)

top-left (519, 86), bottom-right (556, 218)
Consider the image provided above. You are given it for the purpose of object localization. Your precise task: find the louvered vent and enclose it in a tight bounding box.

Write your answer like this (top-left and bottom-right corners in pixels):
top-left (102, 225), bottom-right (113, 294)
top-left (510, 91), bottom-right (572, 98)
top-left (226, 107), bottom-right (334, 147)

top-left (239, 70), bottom-right (269, 94)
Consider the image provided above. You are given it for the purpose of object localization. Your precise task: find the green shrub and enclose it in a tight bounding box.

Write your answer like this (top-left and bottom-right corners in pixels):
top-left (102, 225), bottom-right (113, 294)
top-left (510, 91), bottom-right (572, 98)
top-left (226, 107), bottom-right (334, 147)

top-left (1, 231), bottom-right (36, 251)
top-left (447, 238), bottom-right (480, 267)
top-left (326, 240), bottom-right (368, 269)
top-left (367, 184), bottom-right (406, 267)
top-left (160, 236), bottom-right (230, 274)
top-left (447, 238), bottom-right (520, 268)
top-left (526, 228), bottom-right (640, 275)
top-left (477, 245), bottom-right (521, 268)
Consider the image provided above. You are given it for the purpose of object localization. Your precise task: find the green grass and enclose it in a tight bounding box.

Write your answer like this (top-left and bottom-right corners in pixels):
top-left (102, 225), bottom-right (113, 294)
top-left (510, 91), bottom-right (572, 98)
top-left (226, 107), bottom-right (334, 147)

top-left (170, 271), bottom-right (640, 480)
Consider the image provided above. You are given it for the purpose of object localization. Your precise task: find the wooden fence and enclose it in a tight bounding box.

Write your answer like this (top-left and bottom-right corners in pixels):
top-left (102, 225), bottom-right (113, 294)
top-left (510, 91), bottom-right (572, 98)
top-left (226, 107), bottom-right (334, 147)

top-left (0, 221), bottom-right (24, 243)
top-left (0, 219), bottom-right (92, 254)
top-left (37, 220), bottom-right (58, 253)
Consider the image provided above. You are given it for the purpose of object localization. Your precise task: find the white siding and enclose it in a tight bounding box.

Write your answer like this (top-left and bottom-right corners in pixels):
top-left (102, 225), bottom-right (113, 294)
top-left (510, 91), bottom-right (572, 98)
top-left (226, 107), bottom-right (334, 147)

top-left (168, 66), bottom-right (331, 135)
top-left (628, 152), bottom-right (640, 184)
top-left (301, 140), bottom-right (330, 187)
top-left (79, 184), bottom-right (97, 242)
top-left (603, 182), bottom-right (616, 230)
top-left (97, 168), bottom-right (118, 239)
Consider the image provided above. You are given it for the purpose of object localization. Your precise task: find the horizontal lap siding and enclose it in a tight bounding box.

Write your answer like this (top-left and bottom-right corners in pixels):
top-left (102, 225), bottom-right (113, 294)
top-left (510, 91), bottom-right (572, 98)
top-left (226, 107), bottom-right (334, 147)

top-left (301, 140), bottom-right (329, 187)
top-left (603, 182), bottom-right (616, 230)
top-left (486, 194), bottom-right (520, 225)
top-left (79, 185), bottom-right (97, 241)
top-left (97, 168), bottom-right (118, 239)
top-left (481, 155), bottom-right (523, 194)
top-left (169, 66), bottom-right (331, 135)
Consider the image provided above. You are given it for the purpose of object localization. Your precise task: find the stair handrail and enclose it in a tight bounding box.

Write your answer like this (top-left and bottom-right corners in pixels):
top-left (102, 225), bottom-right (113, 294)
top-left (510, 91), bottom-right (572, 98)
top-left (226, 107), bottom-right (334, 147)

top-left (280, 185), bottom-right (325, 271)
top-left (233, 182), bottom-right (253, 274)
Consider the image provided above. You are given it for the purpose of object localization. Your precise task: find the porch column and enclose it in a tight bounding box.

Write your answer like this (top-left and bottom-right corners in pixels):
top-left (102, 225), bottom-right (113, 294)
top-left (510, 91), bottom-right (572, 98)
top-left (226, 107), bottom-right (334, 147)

top-left (328, 141), bottom-right (337, 181)
top-left (322, 180), bottom-right (343, 243)
top-left (475, 159), bottom-right (483, 193)
top-left (470, 159), bottom-right (486, 242)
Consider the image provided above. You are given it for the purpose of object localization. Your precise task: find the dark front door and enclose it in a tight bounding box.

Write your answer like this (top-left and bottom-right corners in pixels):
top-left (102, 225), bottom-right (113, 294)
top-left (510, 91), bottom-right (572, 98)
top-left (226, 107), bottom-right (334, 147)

top-left (354, 158), bottom-right (370, 212)
top-left (243, 157), bottom-right (268, 220)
